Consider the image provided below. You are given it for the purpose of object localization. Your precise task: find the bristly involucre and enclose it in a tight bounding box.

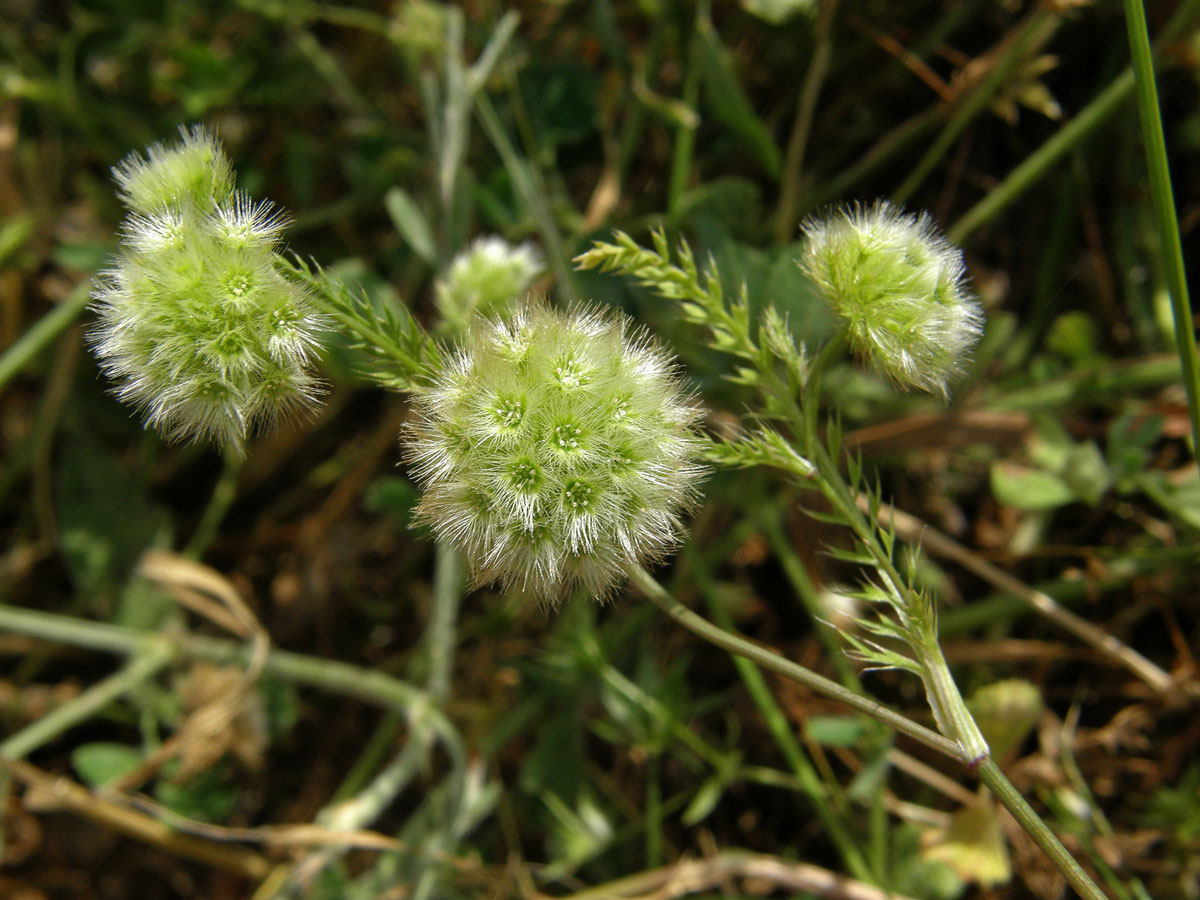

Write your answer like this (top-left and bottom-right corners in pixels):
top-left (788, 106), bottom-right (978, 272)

top-left (799, 200), bottom-right (983, 399)
top-left (89, 126), bottom-right (324, 452)
top-left (407, 301), bottom-right (705, 605)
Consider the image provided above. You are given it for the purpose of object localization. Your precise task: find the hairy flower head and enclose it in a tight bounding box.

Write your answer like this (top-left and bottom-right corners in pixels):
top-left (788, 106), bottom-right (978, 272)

top-left (800, 201), bottom-right (983, 399)
top-left (434, 236), bottom-right (543, 333)
top-left (407, 301), bottom-right (705, 604)
top-left (90, 126), bottom-right (323, 451)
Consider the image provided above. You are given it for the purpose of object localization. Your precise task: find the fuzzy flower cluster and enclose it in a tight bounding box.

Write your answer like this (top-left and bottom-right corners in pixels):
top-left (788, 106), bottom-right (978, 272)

top-left (407, 302), bottom-right (704, 604)
top-left (90, 126), bottom-right (323, 451)
top-left (800, 201), bottom-right (983, 399)
top-left (434, 236), bottom-right (543, 333)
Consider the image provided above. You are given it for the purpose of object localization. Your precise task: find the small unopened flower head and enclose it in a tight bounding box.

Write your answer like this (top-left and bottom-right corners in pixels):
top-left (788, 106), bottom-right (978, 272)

top-left (800, 201), bottom-right (983, 399)
top-left (90, 128), bottom-right (323, 452)
top-left (434, 236), bottom-right (543, 333)
top-left (113, 125), bottom-right (235, 217)
top-left (407, 301), bottom-right (704, 604)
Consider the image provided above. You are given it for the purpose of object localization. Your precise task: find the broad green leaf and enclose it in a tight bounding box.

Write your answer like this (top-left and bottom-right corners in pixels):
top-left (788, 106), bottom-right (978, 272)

top-left (1045, 310), bottom-right (1101, 363)
top-left (682, 773), bottom-right (728, 826)
top-left (989, 462), bottom-right (1075, 511)
top-left (1061, 441), bottom-right (1111, 506)
top-left (72, 742), bottom-right (143, 789)
top-left (156, 765), bottom-right (239, 823)
top-left (741, 0), bottom-right (815, 25)
top-left (922, 797), bottom-right (1011, 886)
top-left (846, 741), bottom-right (891, 801)
top-left (967, 679), bottom-right (1042, 762)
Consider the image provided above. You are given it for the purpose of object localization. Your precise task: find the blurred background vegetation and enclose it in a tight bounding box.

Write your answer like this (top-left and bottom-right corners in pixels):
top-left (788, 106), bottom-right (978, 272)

top-left (1, 1), bottom-right (1198, 899)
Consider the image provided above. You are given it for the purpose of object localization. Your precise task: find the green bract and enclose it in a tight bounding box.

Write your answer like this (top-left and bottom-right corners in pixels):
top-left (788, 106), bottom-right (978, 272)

top-left (800, 201), bottom-right (983, 399)
top-left (90, 127), bottom-right (323, 451)
top-left (408, 302), bottom-right (705, 604)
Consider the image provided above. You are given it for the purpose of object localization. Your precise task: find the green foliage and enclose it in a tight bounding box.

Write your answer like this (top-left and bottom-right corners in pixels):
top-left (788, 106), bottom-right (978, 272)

top-left (72, 742), bottom-right (144, 789)
top-left (280, 253), bottom-right (438, 392)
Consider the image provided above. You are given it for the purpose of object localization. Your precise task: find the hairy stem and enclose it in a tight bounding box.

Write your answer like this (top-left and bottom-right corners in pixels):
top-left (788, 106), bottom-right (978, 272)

top-left (630, 566), bottom-right (963, 761)
top-left (1, 640), bottom-right (173, 760)
top-left (975, 759), bottom-right (1109, 900)
top-left (0, 603), bottom-right (459, 752)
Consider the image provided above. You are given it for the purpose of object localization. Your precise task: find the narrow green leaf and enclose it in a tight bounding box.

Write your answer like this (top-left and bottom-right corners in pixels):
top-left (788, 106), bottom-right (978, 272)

top-left (384, 187), bottom-right (437, 264)
top-left (694, 17), bottom-right (783, 180)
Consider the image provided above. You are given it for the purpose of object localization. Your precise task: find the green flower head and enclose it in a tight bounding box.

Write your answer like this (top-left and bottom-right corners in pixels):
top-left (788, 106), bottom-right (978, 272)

top-left (407, 301), bottom-right (705, 604)
top-left (90, 127), bottom-right (324, 452)
top-left (434, 236), bottom-right (543, 333)
top-left (800, 200), bottom-right (983, 399)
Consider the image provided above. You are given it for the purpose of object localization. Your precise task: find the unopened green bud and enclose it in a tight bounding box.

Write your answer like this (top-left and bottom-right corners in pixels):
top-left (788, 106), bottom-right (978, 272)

top-left (800, 201), bottom-right (983, 399)
top-left (407, 301), bottom-right (705, 604)
top-left (90, 129), bottom-right (323, 452)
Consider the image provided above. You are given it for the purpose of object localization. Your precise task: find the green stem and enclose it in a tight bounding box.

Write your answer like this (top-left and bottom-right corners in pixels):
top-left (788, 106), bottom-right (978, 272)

top-left (1123, 0), bottom-right (1200, 454)
top-left (983, 353), bottom-right (1180, 411)
top-left (426, 542), bottom-right (463, 703)
top-left (892, 8), bottom-right (1052, 206)
top-left (803, 324), bottom-right (850, 453)
top-left (756, 511), bottom-right (860, 689)
top-left (183, 451), bottom-right (242, 559)
top-left (630, 567), bottom-right (963, 761)
top-left (685, 544), bottom-right (873, 883)
top-left (667, 11), bottom-right (703, 220)
top-left (472, 92), bottom-right (574, 300)
top-left (774, 0), bottom-right (839, 245)
top-left (975, 759), bottom-right (1109, 900)
top-left (914, 638), bottom-right (989, 764)
top-left (632, 572), bottom-right (1109, 900)
top-left (948, 0), bottom-right (1200, 245)
top-left (0, 281), bottom-right (91, 392)
top-left (0, 640), bottom-right (173, 760)
top-left (0, 603), bottom-right (458, 751)
top-left (279, 256), bottom-right (427, 377)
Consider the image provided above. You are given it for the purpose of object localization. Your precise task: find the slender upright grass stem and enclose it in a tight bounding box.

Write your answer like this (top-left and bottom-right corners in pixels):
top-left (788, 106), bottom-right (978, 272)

top-left (472, 92), bottom-right (574, 299)
top-left (183, 452), bottom-right (243, 559)
top-left (1123, 0), bottom-right (1200, 454)
top-left (667, 12), bottom-right (703, 220)
top-left (892, 7), bottom-right (1052, 206)
top-left (685, 544), bottom-right (873, 883)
